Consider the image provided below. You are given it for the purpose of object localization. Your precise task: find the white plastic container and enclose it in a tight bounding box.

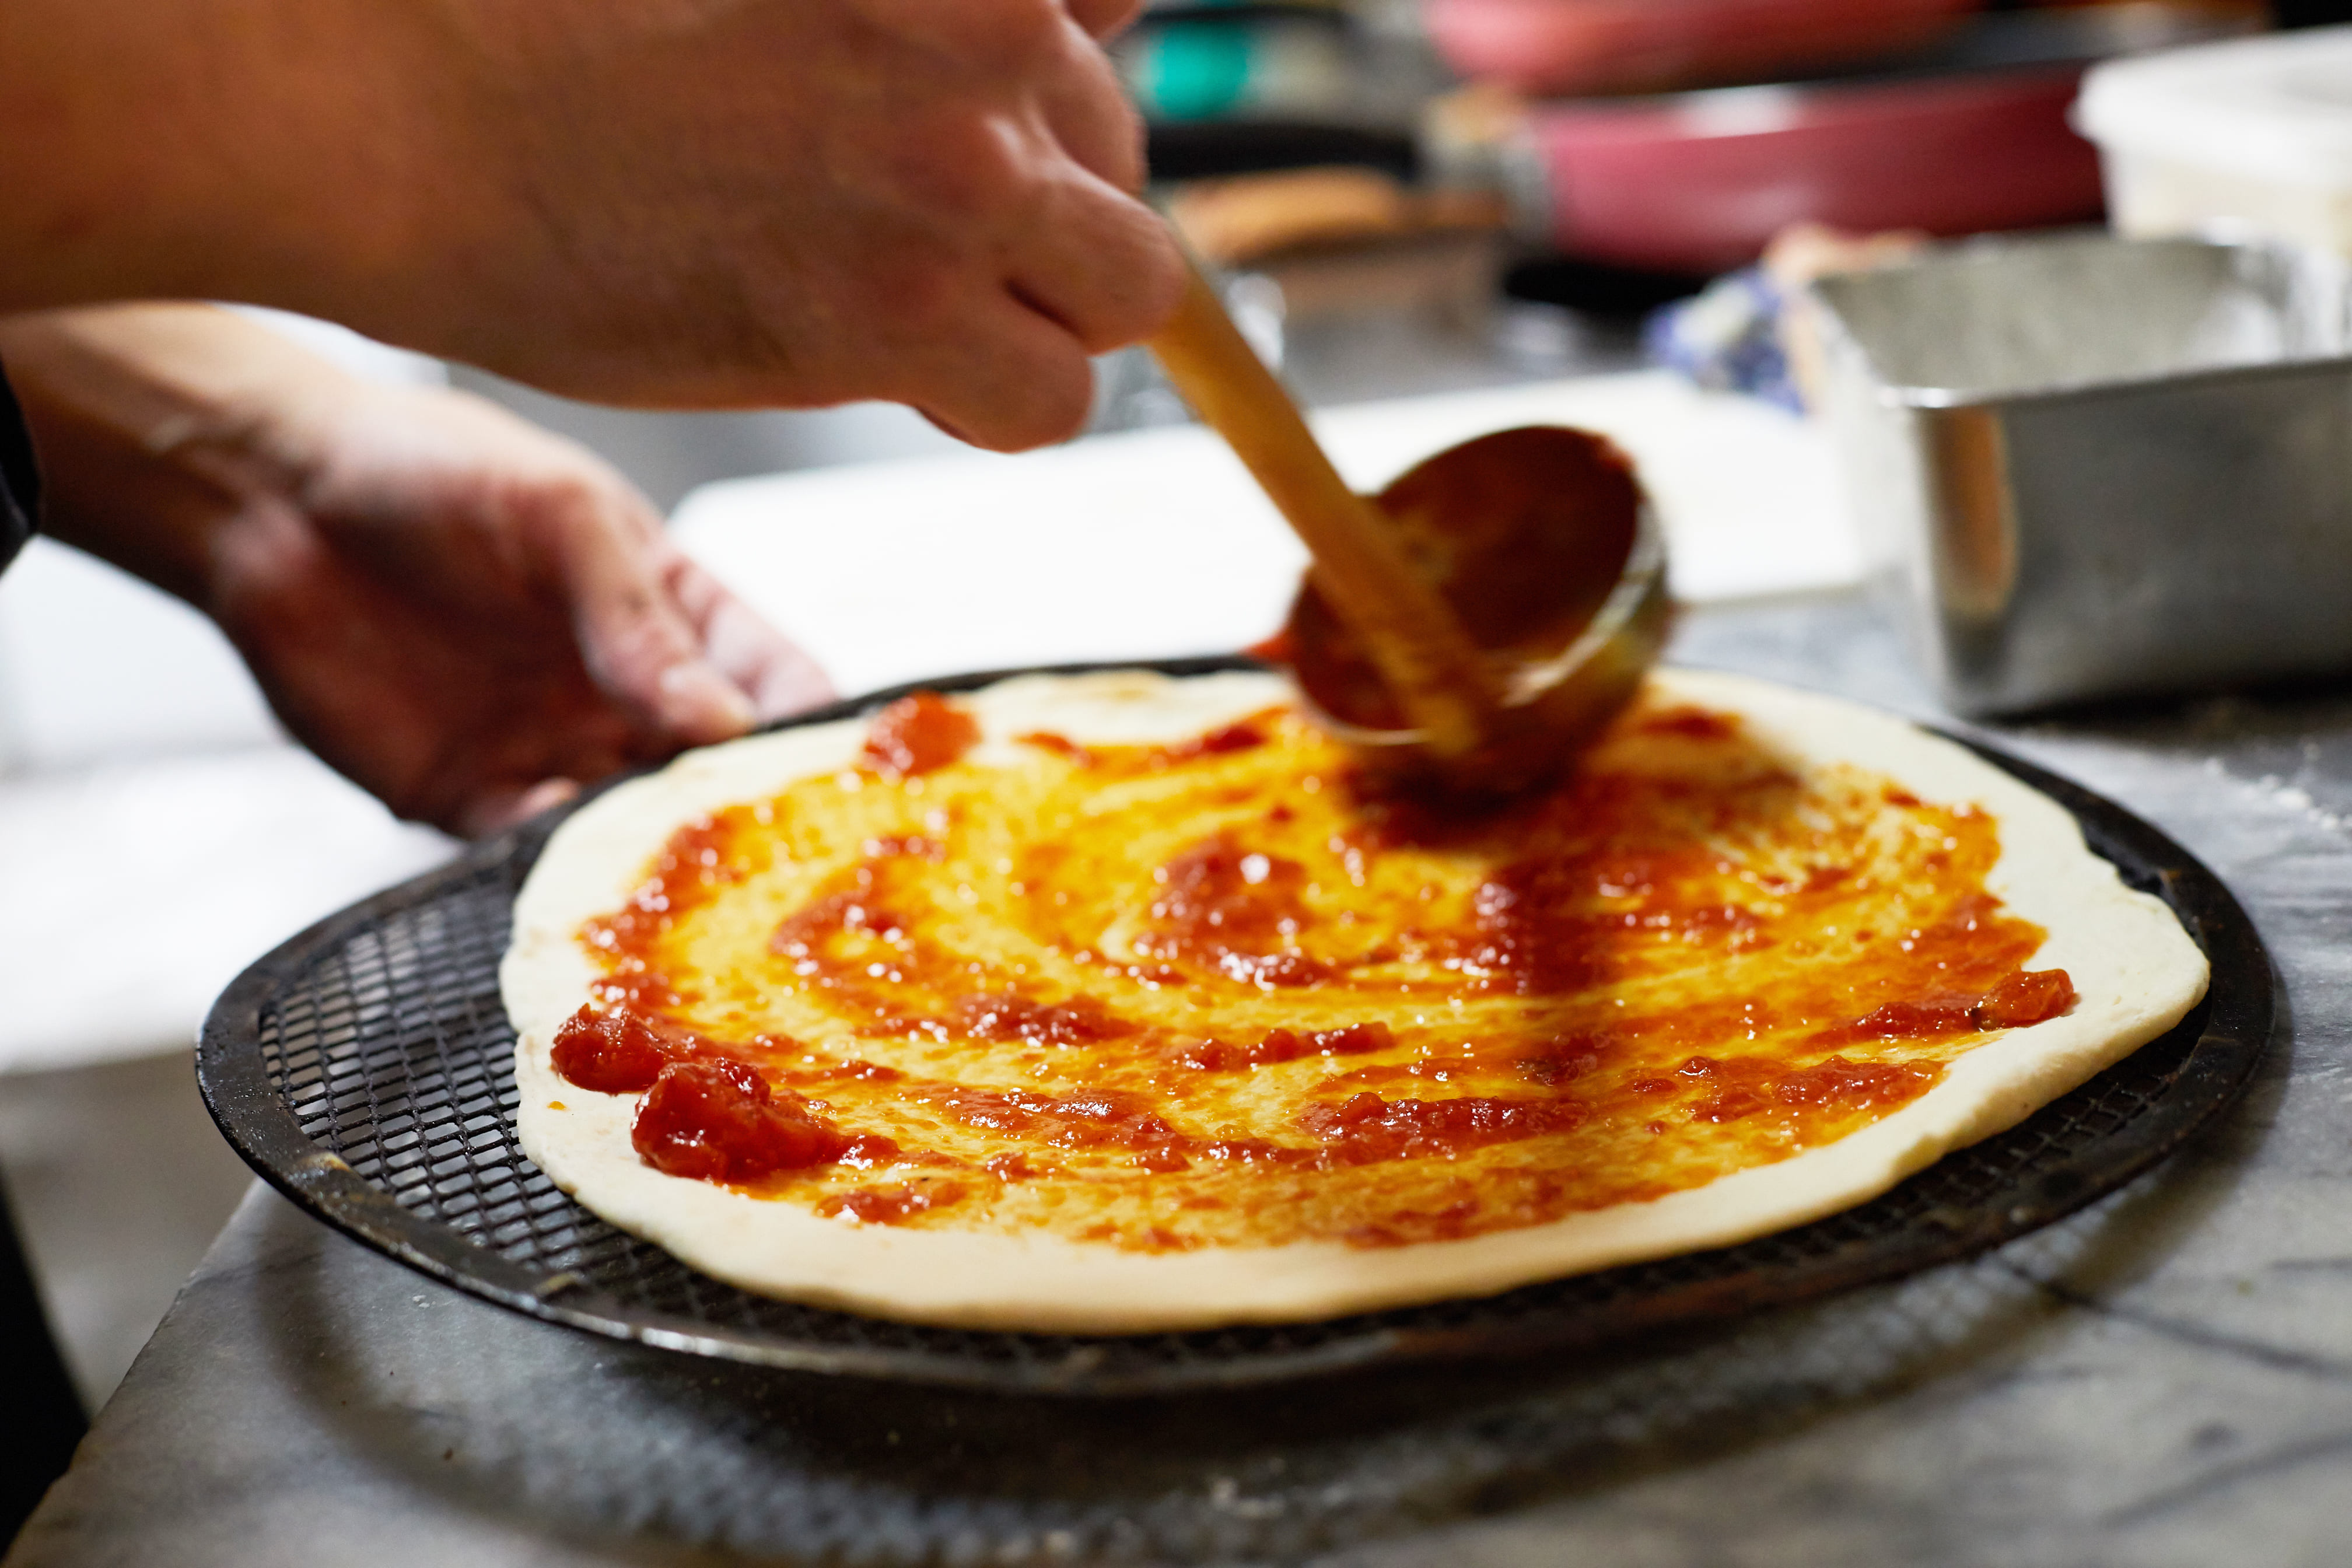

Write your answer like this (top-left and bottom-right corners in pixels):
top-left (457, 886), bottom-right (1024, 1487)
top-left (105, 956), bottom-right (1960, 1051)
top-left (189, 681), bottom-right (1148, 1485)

top-left (2077, 25), bottom-right (2352, 257)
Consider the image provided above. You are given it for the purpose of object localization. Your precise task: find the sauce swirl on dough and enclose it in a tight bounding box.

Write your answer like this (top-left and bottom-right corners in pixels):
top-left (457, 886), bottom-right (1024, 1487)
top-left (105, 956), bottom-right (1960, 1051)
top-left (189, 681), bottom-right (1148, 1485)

top-left (553, 688), bottom-right (2074, 1250)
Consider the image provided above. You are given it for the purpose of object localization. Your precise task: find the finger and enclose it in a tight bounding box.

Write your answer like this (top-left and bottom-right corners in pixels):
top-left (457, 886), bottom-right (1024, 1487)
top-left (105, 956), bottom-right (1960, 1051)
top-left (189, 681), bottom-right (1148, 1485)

top-left (1032, 19), bottom-right (1150, 193)
top-left (900, 293), bottom-right (1101, 450)
top-left (1013, 37), bottom-right (1182, 346)
top-left (654, 660), bottom-right (759, 741)
top-left (544, 491), bottom-right (759, 743)
top-left (665, 558), bottom-right (836, 720)
top-left (407, 687), bottom-right (636, 836)
top-left (1003, 167), bottom-right (1186, 353)
top-left (740, 640), bottom-right (835, 723)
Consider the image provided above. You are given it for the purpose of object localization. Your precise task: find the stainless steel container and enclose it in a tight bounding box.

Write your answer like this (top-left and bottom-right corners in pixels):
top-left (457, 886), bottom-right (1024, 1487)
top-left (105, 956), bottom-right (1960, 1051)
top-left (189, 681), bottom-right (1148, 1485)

top-left (1809, 231), bottom-right (2352, 714)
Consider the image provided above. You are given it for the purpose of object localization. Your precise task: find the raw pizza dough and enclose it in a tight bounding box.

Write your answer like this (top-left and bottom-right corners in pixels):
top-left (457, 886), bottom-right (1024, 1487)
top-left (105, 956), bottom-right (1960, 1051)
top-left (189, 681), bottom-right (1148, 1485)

top-left (502, 668), bottom-right (2208, 1331)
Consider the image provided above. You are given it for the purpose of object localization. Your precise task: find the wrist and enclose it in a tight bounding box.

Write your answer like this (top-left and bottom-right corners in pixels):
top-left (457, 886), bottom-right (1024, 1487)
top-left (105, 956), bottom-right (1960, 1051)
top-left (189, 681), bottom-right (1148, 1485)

top-left (0, 304), bottom-right (368, 608)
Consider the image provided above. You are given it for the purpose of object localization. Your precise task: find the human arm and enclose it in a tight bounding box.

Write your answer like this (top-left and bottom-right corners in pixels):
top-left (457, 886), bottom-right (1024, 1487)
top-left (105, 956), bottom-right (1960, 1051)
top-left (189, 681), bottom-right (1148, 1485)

top-left (0, 302), bottom-right (830, 835)
top-left (0, 0), bottom-right (1180, 449)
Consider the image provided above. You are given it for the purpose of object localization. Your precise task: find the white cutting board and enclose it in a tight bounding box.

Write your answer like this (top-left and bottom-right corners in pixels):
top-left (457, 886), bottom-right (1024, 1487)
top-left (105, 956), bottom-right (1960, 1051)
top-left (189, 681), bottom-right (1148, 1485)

top-left (673, 370), bottom-right (1860, 698)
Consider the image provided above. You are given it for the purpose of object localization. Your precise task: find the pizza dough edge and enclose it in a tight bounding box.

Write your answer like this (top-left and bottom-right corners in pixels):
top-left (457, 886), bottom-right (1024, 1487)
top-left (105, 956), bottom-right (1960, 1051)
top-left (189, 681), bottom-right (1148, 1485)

top-left (500, 668), bottom-right (2210, 1332)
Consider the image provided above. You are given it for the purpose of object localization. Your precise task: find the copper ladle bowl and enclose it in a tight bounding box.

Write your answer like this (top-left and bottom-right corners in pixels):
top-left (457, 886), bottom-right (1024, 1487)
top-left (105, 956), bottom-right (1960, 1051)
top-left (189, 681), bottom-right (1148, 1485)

top-left (1280, 425), bottom-right (1673, 796)
top-left (1149, 258), bottom-right (1670, 794)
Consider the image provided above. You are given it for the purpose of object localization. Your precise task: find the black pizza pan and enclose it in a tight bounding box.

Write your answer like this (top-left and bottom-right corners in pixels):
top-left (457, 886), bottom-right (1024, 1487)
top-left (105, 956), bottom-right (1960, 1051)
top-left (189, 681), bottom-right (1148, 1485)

top-left (195, 658), bottom-right (2273, 1396)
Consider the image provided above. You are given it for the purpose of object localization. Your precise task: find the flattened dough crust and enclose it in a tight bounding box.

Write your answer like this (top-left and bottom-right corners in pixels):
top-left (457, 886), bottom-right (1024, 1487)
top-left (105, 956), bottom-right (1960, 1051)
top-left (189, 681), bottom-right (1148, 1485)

top-left (502, 669), bottom-right (2209, 1331)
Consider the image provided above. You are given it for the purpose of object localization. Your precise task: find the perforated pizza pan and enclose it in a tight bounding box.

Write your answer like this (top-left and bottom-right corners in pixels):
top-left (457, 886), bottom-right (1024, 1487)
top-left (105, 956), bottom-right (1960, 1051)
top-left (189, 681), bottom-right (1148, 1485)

top-left (197, 659), bottom-right (2272, 1396)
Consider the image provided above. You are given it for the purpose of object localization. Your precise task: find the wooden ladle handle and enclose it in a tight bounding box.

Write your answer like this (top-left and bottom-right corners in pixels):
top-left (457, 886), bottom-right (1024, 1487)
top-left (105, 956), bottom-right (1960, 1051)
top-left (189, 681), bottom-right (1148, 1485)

top-left (1148, 261), bottom-right (1497, 757)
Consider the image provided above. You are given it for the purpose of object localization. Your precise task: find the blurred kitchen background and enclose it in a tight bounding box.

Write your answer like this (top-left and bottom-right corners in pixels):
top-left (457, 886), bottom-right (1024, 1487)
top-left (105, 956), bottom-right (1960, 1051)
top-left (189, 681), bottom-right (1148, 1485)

top-left (5, 0), bottom-right (2348, 1413)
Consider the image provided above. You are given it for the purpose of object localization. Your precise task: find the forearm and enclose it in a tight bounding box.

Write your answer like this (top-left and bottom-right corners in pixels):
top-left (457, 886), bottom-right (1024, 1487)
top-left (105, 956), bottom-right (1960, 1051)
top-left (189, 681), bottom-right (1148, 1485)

top-left (0, 0), bottom-right (441, 320)
top-left (2, 0), bottom-right (1178, 441)
top-left (3, 299), bottom-right (830, 834)
top-left (0, 304), bottom-right (363, 607)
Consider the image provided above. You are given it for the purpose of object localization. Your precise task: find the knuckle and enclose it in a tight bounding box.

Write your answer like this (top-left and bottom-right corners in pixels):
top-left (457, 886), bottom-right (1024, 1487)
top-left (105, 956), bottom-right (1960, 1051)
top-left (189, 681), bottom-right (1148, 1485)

top-left (862, 249), bottom-right (974, 339)
top-left (866, 108), bottom-right (1029, 228)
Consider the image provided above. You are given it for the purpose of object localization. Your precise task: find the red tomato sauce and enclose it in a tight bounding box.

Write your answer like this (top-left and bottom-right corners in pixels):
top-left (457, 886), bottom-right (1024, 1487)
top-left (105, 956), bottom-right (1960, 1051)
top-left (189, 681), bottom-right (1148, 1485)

top-left (551, 690), bottom-right (2083, 1245)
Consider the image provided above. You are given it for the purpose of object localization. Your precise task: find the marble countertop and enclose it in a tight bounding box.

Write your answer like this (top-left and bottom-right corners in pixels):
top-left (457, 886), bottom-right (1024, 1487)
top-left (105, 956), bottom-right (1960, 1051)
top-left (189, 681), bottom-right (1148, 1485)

top-left (16, 592), bottom-right (2352, 1567)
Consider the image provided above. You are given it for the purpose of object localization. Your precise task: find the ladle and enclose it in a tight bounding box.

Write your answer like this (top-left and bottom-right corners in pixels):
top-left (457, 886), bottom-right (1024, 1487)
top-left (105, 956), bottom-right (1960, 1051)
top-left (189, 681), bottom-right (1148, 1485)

top-left (1147, 261), bottom-right (1671, 794)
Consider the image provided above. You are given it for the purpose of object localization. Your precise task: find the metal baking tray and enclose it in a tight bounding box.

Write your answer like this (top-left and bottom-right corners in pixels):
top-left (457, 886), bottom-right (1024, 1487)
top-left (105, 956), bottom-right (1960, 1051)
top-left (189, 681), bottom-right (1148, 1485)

top-left (196, 659), bottom-right (2271, 1396)
top-left (1810, 230), bottom-right (2352, 716)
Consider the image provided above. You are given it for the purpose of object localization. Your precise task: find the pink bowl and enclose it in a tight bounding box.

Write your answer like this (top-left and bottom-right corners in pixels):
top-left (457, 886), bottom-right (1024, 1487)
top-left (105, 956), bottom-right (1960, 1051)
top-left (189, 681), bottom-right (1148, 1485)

top-left (1424, 0), bottom-right (1982, 96)
top-left (1527, 68), bottom-right (2104, 274)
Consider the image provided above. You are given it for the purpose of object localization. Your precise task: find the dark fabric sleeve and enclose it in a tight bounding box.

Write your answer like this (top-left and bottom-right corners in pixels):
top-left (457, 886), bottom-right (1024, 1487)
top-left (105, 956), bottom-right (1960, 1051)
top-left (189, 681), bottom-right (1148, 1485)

top-left (0, 367), bottom-right (80, 1520)
top-left (0, 354), bottom-right (41, 575)
top-left (0, 1170), bottom-right (88, 1536)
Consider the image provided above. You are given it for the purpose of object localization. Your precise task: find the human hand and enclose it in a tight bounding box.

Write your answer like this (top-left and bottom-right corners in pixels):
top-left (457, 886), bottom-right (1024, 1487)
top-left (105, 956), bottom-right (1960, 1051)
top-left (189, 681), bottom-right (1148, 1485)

top-left (4, 0), bottom-right (1183, 449)
top-left (2, 304), bottom-right (831, 836)
top-left (216, 380), bottom-right (836, 835)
